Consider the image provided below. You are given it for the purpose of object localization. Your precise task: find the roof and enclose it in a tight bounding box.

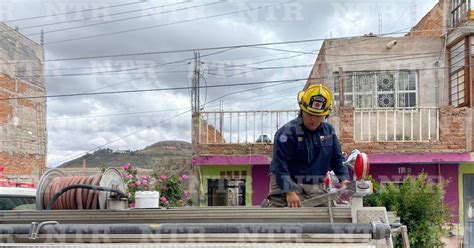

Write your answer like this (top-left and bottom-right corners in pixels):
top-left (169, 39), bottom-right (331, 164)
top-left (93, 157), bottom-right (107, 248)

top-left (0, 187), bottom-right (36, 197)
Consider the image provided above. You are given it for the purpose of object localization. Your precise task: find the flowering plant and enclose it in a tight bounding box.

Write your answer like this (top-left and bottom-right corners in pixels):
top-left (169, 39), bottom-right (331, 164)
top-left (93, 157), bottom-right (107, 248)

top-left (121, 163), bottom-right (192, 208)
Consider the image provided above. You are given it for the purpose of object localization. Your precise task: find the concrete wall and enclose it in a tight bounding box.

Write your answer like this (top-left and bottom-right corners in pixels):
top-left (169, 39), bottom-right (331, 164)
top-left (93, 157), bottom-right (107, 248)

top-left (308, 36), bottom-right (447, 107)
top-left (0, 23), bottom-right (44, 87)
top-left (0, 22), bottom-right (46, 180)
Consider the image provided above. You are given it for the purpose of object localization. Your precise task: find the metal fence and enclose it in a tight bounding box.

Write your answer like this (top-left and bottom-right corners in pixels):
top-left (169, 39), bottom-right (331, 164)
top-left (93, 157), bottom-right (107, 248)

top-left (199, 110), bottom-right (298, 144)
top-left (354, 107), bottom-right (439, 142)
top-left (199, 107), bottom-right (439, 144)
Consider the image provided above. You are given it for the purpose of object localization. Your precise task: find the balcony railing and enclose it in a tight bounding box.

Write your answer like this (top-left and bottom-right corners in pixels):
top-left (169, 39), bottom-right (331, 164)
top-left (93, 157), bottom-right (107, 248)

top-left (198, 107), bottom-right (439, 144)
top-left (199, 110), bottom-right (297, 144)
top-left (354, 107), bottom-right (439, 142)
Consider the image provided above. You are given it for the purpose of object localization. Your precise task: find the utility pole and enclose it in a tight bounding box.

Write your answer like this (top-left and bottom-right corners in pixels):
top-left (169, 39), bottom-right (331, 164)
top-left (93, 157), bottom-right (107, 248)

top-left (191, 51), bottom-right (201, 146)
top-left (40, 29), bottom-right (44, 46)
top-left (191, 51), bottom-right (201, 113)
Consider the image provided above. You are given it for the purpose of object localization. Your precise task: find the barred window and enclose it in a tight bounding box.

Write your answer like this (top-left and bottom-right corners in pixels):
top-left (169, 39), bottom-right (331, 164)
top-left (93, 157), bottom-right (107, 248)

top-left (333, 71), bottom-right (417, 108)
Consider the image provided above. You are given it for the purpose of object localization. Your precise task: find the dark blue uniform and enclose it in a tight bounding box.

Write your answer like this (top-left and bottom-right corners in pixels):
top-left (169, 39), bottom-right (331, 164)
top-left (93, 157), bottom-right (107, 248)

top-left (271, 117), bottom-right (349, 193)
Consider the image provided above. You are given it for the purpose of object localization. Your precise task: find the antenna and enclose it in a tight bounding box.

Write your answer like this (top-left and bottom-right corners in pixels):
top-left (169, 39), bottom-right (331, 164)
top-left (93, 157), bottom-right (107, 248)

top-left (378, 12), bottom-right (383, 35)
top-left (411, 0), bottom-right (417, 27)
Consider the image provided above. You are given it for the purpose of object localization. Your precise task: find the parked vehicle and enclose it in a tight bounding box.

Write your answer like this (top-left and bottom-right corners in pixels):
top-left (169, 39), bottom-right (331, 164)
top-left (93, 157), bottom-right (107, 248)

top-left (0, 187), bottom-right (36, 210)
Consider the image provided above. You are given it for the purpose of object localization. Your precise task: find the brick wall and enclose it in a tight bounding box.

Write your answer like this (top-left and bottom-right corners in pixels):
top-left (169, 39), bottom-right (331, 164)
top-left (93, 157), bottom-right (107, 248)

top-left (0, 75), bottom-right (46, 180)
top-left (0, 23), bottom-right (46, 180)
top-left (338, 106), bottom-right (469, 154)
top-left (199, 118), bottom-right (224, 144)
top-left (195, 143), bottom-right (273, 157)
top-left (407, 0), bottom-right (444, 37)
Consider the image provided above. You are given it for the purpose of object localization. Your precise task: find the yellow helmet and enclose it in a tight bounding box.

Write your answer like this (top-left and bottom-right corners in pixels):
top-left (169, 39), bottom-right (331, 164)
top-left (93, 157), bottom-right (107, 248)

top-left (298, 84), bottom-right (333, 116)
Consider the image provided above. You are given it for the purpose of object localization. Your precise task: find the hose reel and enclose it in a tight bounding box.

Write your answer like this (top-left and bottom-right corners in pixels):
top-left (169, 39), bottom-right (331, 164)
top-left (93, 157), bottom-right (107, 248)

top-left (36, 168), bottom-right (127, 210)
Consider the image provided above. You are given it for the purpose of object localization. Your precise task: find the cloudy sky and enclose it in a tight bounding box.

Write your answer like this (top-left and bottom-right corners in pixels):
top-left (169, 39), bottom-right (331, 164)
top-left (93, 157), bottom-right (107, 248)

top-left (0, 0), bottom-right (438, 166)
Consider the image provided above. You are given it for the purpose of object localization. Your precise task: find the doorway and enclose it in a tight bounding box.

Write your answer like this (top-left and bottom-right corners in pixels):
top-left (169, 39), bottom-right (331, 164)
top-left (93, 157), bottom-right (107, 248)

top-left (207, 179), bottom-right (246, 206)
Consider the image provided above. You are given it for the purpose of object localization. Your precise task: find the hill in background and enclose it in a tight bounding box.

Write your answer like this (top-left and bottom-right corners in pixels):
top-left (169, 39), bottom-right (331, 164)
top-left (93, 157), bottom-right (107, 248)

top-left (59, 141), bottom-right (192, 176)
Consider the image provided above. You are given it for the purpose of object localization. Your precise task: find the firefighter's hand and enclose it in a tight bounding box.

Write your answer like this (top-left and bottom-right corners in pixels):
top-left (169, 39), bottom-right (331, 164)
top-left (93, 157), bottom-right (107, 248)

top-left (286, 192), bottom-right (301, 208)
top-left (342, 180), bottom-right (351, 188)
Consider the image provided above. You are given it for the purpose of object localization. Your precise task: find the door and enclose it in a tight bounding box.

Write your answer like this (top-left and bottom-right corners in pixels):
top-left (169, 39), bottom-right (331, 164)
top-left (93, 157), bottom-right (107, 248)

top-left (207, 179), bottom-right (246, 206)
top-left (464, 174), bottom-right (474, 246)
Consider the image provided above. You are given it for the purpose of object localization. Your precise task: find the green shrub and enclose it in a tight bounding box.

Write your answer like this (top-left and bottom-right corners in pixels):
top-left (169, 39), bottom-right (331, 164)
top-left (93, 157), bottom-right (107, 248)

top-left (365, 173), bottom-right (451, 247)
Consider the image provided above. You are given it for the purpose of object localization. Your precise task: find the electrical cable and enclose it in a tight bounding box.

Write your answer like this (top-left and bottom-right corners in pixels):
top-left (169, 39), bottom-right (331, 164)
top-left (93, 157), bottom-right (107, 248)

top-left (12, 1), bottom-right (191, 31)
top-left (43, 1), bottom-right (293, 45)
top-left (4, 1), bottom-right (147, 22)
top-left (25, 1), bottom-right (224, 36)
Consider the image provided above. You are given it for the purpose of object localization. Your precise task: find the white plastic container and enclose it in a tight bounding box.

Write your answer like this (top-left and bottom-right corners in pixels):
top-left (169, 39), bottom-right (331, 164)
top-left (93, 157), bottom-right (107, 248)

top-left (135, 191), bottom-right (160, 209)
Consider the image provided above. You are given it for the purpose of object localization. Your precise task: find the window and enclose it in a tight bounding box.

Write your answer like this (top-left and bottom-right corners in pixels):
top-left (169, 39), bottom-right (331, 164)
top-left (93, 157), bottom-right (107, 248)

top-left (450, 39), bottom-right (467, 106)
top-left (451, 0), bottom-right (468, 27)
top-left (0, 196), bottom-right (35, 210)
top-left (333, 71), bottom-right (417, 108)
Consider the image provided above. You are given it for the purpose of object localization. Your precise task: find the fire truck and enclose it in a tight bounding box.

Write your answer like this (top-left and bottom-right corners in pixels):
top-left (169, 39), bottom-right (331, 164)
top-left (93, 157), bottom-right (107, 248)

top-left (0, 166), bottom-right (36, 211)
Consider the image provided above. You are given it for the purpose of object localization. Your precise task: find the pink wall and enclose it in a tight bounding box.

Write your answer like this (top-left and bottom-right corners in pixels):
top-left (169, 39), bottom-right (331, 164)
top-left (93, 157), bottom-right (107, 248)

top-left (251, 164), bottom-right (270, 205)
top-left (370, 163), bottom-right (459, 223)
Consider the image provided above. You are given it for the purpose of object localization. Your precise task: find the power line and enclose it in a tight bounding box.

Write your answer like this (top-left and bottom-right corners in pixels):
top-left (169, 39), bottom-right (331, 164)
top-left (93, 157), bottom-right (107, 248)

top-left (41, 48), bottom-right (234, 79)
top-left (8, 77), bottom-right (303, 101)
top-left (46, 50), bottom-right (230, 103)
top-left (4, 1), bottom-right (146, 22)
top-left (48, 74), bottom-right (304, 165)
top-left (48, 81), bottom-right (304, 121)
top-left (14, 1), bottom-right (190, 31)
top-left (39, 30), bottom-right (391, 62)
top-left (48, 107), bottom-right (188, 121)
top-left (8, 59), bottom-right (454, 101)
top-left (51, 109), bottom-right (191, 167)
top-left (25, 1), bottom-right (224, 36)
top-left (43, 1), bottom-right (293, 45)
top-left (19, 49), bottom-right (445, 77)
top-left (8, 26), bottom-right (447, 66)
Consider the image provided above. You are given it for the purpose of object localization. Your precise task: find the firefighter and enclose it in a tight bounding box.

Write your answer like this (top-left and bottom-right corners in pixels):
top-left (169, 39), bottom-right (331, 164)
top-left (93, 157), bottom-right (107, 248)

top-left (263, 84), bottom-right (350, 208)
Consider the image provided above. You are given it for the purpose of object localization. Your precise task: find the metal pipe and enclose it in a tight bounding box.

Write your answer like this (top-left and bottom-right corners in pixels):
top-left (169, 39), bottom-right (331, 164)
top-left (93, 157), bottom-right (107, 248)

top-left (0, 223), bottom-right (391, 240)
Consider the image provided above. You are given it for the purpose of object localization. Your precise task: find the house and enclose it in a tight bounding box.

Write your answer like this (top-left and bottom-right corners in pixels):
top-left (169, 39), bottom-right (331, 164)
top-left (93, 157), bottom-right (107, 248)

top-left (309, 0), bottom-right (474, 242)
top-left (0, 22), bottom-right (47, 182)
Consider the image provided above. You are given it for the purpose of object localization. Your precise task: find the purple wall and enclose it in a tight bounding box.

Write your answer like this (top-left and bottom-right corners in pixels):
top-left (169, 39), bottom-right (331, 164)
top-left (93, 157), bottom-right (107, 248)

top-left (252, 164), bottom-right (270, 205)
top-left (370, 163), bottom-right (459, 222)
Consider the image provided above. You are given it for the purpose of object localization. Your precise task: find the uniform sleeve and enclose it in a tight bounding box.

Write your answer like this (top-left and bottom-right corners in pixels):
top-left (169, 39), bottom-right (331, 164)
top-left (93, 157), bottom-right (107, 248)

top-left (270, 130), bottom-right (299, 193)
top-left (330, 132), bottom-right (350, 182)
